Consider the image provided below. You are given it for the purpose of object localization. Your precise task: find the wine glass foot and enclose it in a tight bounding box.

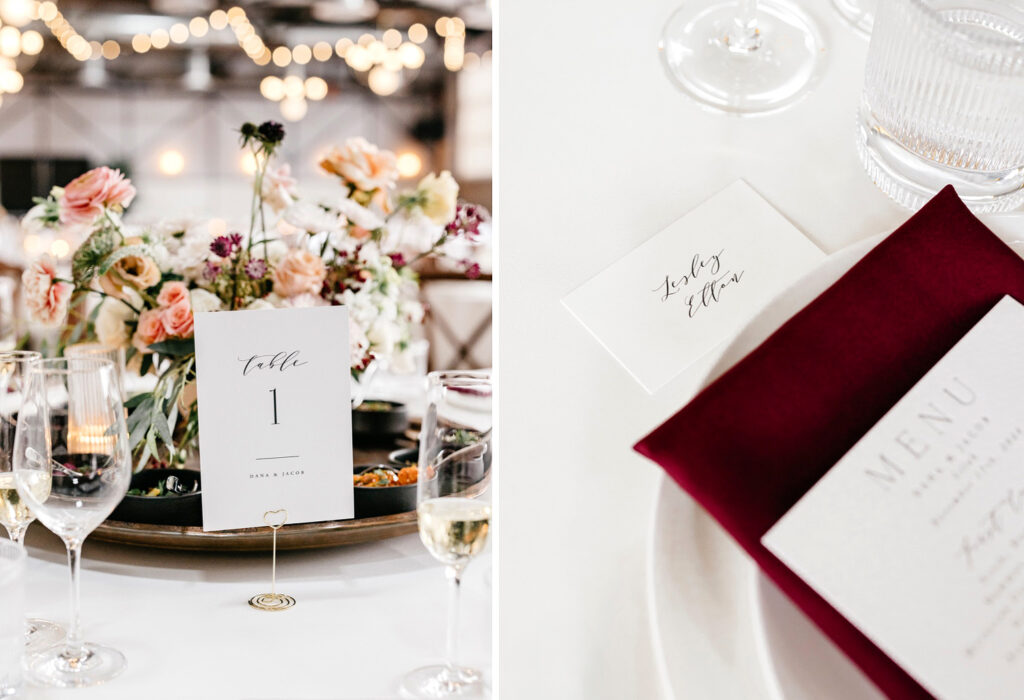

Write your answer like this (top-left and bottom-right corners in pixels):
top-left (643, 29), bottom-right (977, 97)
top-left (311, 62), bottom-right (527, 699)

top-left (660, 0), bottom-right (824, 115)
top-left (25, 642), bottom-right (126, 688)
top-left (24, 618), bottom-right (64, 653)
top-left (400, 665), bottom-right (485, 698)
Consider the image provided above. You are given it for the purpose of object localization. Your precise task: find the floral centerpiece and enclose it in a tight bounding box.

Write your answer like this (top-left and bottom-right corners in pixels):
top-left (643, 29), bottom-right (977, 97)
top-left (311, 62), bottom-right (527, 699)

top-left (20, 120), bottom-right (487, 470)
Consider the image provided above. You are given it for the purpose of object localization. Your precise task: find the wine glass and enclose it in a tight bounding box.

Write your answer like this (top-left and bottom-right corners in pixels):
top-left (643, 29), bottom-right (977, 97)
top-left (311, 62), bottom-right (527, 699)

top-left (13, 357), bottom-right (131, 688)
top-left (660, 0), bottom-right (825, 115)
top-left (0, 351), bottom-right (64, 651)
top-left (64, 343), bottom-right (127, 402)
top-left (401, 370), bottom-right (492, 699)
top-left (832, 0), bottom-right (874, 37)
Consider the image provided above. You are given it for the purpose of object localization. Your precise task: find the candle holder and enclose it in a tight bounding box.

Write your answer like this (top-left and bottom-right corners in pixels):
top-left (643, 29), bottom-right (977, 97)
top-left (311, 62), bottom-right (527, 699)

top-left (248, 509), bottom-right (295, 611)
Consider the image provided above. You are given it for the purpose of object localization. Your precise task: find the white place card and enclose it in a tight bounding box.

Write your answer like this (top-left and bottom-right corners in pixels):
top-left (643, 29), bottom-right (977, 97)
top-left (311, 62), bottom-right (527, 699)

top-left (193, 305), bottom-right (354, 531)
top-left (562, 180), bottom-right (825, 393)
top-left (763, 296), bottom-right (1024, 700)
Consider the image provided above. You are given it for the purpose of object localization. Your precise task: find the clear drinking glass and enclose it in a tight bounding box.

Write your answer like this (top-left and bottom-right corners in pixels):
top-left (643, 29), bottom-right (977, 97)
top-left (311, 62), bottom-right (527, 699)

top-left (401, 371), bottom-right (492, 699)
top-left (0, 539), bottom-right (25, 698)
top-left (659, 0), bottom-right (825, 115)
top-left (858, 0), bottom-right (1024, 212)
top-left (0, 351), bottom-right (64, 652)
top-left (65, 343), bottom-right (127, 401)
top-left (833, 0), bottom-right (874, 37)
top-left (13, 357), bottom-right (131, 688)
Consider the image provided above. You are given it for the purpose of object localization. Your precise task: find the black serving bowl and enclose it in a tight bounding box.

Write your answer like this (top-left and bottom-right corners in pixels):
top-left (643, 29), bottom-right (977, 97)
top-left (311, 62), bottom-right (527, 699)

top-left (353, 465), bottom-right (418, 518)
top-left (352, 400), bottom-right (410, 439)
top-left (388, 447), bottom-right (419, 469)
top-left (109, 468), bottom-right (203, 527)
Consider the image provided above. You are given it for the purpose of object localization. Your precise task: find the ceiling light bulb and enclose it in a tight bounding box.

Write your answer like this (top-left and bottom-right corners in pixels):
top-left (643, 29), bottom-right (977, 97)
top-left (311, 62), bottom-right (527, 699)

top-left (279, 96), bottom-right (307, 122)
top-left (260, 75), bottom-right (285, 101)
top-left (158, 149), bottom-right (186, 176)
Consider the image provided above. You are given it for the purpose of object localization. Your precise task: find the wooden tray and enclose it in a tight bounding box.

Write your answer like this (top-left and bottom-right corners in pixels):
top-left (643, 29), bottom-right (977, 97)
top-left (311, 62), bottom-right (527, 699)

top-left (92, 436), bottom-right (436, 551)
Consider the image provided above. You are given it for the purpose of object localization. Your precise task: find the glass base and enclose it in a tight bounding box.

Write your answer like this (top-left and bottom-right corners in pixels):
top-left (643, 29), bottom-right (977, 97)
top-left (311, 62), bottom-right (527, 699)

top-left (832, 0), bottom-right (873, 38)
top-left (400, 665), bottom-right (485, 698)
top-left (659, 0), bottom-right (824, 115)
top-left (25, 642), bottom-right (125, 689)
top-left (25, 619), bottom-right (64, 654)
top-left (857, 101), bottom-right (1024, 213)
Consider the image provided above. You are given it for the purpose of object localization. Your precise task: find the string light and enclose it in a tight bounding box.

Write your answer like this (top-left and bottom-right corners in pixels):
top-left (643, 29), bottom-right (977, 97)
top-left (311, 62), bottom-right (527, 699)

top-left (408, 23), bottom-right (428, 44)
top-left (395, 151), bottom-right (422, 178)
top-left (157, 149), bottom-right (185, 176)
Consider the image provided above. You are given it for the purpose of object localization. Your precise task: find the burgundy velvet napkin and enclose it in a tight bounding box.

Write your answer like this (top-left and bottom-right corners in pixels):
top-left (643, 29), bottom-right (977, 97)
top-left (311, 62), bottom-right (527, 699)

top-left (634, 186), bottom-right (1024, 700)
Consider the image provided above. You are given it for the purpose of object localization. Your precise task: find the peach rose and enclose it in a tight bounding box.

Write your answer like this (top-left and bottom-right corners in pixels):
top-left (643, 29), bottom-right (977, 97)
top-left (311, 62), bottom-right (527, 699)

top-left (319, 138), bottom-right (398, 193)
top-left (132, 309), bottom-right (167, 354)
top-left (272, 249), bottom-right (327, 298)
top-left (156, 281), bottom-right (189, 308)
top-left (22, 256), bottom-right (72, 327)
top-left (99, 236), bottom-right (161, 294)
top-left (161, 298), bottom-right (194, 339)
top-left (59, 166), bottom-right (136, 225)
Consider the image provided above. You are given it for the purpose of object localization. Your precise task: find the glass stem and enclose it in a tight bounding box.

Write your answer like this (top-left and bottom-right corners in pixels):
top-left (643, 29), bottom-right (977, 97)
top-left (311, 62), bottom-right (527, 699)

top-left (727, 0), bottom-right (762, 53)
top-left (5, 523), bottom-right (24, 546)
top-left (64, 542), bottom-right (86, 661)
top-left (445, 563), bottom-right (465, 676)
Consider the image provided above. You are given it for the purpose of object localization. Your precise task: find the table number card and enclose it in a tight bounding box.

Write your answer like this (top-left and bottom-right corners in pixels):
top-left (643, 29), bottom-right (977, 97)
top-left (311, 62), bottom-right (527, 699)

top-left (763, 296), bottom-right (1024, 700)
top-left (562, 180), bottom-right (825, 393)
top-left (193, 305), bottom-right (354, 532)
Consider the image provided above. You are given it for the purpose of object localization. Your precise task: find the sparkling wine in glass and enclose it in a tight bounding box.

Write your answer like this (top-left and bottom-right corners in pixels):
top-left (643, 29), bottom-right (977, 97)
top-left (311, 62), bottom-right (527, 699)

top-left (660, 0), bottom-right (824, 114)
top-left (13, 357), bottom-right (131, 688)
top-left (0, 351), bottom-right (64, 652)
top-left (401, 370), bottom-right (492, 699)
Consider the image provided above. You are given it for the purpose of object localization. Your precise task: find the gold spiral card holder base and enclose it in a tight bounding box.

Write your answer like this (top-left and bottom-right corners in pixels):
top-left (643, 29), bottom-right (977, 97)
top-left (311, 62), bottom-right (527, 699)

top-left (248, 508), bottom-right (295, 611)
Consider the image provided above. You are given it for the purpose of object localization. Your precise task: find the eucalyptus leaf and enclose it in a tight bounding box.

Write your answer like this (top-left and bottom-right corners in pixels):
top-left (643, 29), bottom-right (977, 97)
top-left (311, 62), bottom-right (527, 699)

top-left (148, 339), bottom-right (195, 357)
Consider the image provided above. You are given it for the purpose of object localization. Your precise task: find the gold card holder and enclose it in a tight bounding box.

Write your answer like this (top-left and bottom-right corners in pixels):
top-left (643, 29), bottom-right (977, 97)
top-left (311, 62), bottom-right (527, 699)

top-left (248, 509), bottom-right (296, 611)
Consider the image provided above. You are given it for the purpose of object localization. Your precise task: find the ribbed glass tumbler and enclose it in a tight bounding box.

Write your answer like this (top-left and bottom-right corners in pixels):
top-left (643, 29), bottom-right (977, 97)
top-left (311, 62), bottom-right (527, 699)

top-left (857, 0), bottom-right (1024, 212)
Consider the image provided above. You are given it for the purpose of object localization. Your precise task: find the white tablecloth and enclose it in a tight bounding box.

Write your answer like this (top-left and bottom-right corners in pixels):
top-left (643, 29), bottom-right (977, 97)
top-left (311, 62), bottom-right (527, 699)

top-left (15, 520), bottom-right (491, 699)
top-left (497, 0), bottom-right (1014, 698)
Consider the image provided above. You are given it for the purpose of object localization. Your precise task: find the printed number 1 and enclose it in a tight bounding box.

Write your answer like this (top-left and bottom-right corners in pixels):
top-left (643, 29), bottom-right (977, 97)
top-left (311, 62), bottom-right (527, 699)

top-left (270, 388), bottom-right (279, 425)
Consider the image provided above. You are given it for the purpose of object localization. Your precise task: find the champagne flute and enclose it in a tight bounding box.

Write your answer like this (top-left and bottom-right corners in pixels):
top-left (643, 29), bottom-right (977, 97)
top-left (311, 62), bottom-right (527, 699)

top-left (0, 351), bottom-right (64, 651)
top-left (660, 0), bottom-right (824, 114)
top-left (401, 371), bottom-right (492, 699)
top-left (13, 357), bottom-right (131, 688)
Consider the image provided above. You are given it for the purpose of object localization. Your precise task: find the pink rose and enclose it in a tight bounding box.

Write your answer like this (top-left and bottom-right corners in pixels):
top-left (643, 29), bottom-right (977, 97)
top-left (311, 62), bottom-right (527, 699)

top-left (160, 298), bottom-right (194, 338)
top-left (132, 309), bottom-right (167, 354)
top-left (156, 281), bottom-right (190, 308)
top-left (59, 167), bottom-right (136, 226)
top-left (261, 163), bottom-right (298, 213)
top-left (21, 256), bottom-right (72, 327)
top-left (319, 138), bottom-right (398, 193)
top-left (272, 249), bottom-right (327, 298)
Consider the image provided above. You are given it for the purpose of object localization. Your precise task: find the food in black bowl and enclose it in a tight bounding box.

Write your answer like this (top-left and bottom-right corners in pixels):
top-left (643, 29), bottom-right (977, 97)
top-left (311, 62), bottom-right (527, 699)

top-left (353, 464), bottom-right (418, 518)
top-left (109, 468), bottom-right (202, 527)
top-left (352, 400), bottom-right (410, 439)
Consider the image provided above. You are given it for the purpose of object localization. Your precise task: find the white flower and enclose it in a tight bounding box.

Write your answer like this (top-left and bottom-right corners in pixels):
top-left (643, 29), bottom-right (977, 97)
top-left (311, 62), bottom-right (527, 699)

top-left (332, 197), bottom-right (385, 231)
top-left (189, 288), bottom-right (223, 313)
top-left (150, 219), bottom-right (215, 280)
top-left (250, 237), bottom-right (289, 267)
top-left (94, 288), bottom-right (142, 349)
top-left (414, 171), bottom-right (459, 225)
top-left (367, 318), bottom-right (402, 357)
top-left (357, 241), bottom-right (382, 267)
top-left (400, 299), bottom-right (425, 324)
top-left (348, 316), bottom-right (370, 367)
top-left (246, 298), bottom-right (276, 311)
top-left (284, 201), bottom-right (343, 234)
top-left (389, 347), bottom-right (415, 374)
top-left (382, 210), bottom-right (442, 257)
top-left (277, 293), bottom-right (328, 309)
top-left (261, 164), bottom-right (298, 213)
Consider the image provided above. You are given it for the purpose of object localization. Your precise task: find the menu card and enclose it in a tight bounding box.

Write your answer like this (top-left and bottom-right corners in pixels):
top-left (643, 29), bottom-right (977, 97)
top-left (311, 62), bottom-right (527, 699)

top-left (193, 306), bottom-right (354, 531)
top-left (763, 295), bottom-right (1024, 700)
top-left (562, 180), bottom-right (825, 393)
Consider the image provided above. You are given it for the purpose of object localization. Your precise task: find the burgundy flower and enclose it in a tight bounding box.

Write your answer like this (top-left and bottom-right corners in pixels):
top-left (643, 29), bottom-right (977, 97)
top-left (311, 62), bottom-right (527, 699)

top-left (203, 261), bottom-right (222, 280)
top-left (244, 258), bottom-right (267, 280)
top-left (462, 260), bottom-right (482, 279)
top-left (445, 203), bottom-right (488, 241)
top-left (210, 234), bottom-right (239, 258)
top-left (388, 252), bottom-right (406, 267)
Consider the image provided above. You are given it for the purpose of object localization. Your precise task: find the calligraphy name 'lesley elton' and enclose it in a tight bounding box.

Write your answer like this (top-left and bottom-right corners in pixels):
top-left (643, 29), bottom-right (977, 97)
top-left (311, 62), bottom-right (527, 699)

top-left (652, 249), bottom-right (745, 318)
top-left (238, 350), bottom-right (308, 376)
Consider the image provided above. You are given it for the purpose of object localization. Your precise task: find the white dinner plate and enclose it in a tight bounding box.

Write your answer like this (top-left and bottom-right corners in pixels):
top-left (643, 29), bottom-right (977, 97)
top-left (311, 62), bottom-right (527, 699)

top-left (647, 215), bottom-right (1024, 700)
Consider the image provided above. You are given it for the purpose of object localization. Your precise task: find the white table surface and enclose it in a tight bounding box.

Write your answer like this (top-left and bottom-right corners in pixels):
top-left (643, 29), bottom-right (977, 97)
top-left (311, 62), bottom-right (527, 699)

top-left (15, 525), bottom-right (491, 700)
top-left (497, 1), bottom-right (1015, 698)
